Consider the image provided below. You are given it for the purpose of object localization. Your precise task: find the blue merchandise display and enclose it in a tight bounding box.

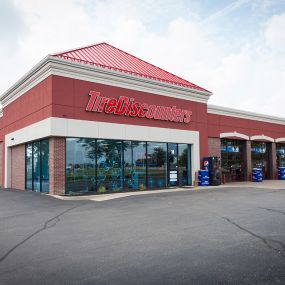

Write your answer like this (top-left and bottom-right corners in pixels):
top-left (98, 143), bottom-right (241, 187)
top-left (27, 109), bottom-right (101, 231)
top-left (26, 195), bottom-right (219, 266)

top-left (198, 170), bottom-right (209, 186)
top-left (252, 168), bottom-right (263, 182)
top-left (278, 167), bottom-right (285, 180)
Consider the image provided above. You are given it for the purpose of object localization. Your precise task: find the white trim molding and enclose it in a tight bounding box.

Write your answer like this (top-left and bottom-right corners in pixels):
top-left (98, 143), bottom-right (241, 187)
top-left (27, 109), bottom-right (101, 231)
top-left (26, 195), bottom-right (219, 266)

top-left (0, 56), bottom-right (212, 108)
top-left (250, 135), bottom-right (274, 142)
top-left (4, 117), bottom-right (200, 188)
top-left (220, 131), bottom-right (249, 140)
top-left (275, 138), bottom-right (285, 143)
top-left (208, 104), bottom-right (285, 126)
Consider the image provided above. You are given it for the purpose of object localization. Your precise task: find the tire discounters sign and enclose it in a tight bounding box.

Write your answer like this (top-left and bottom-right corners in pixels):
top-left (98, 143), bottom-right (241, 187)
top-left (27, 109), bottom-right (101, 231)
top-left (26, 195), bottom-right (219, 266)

top-left (86, 91), bottom-right (192, 123)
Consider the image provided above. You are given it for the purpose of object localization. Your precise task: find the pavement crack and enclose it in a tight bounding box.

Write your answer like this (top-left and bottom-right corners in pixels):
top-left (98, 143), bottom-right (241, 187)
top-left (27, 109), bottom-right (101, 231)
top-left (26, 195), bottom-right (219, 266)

top-left (0, 202), bottom-right (86, 264)
top-left (222, 217), bottom-right (285, 258)
top-left (259, 207), bottom-right (285, 215)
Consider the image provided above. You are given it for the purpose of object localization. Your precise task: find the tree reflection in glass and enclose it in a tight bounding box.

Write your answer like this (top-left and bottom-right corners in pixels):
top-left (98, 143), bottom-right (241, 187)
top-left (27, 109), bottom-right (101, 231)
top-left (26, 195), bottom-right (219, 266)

top-left (97, 140), bottom-right (123, 192)
top-left (147, 142), bottom-right (167, 189)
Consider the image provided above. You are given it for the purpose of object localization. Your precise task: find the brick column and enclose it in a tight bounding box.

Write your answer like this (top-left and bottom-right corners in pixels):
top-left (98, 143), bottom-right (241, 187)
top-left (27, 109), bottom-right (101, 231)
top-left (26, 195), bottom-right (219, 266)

top-left (49, 137), bottom-right (65, 195)
top-left (208, 138), bottom-right (221, 157)
top-left (270, 142), bottom-right (277, 179)
top-left (245, 140), bottom-right (252, 181)
top-left (11, 144), bottom-right (25, 190)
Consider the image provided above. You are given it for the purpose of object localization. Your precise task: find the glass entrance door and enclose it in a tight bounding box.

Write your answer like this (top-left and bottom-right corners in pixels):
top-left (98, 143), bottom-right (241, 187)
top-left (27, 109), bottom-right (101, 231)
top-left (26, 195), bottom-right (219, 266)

top-left (168, 143), bottom-right (178, 186)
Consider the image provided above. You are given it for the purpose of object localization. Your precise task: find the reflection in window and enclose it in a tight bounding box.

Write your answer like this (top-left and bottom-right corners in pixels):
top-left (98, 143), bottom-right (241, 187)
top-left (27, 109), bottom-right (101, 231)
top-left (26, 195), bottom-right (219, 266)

top-left (66, 138), bottom-right (96, 194)
top-left (221, 138), bottom-right (245, 182)
top-left (251, 141), bottom-right (270, 179)
top-left (147, 142), bottom-right (167, 189)
top-left (124, 141), bottom-right (146, 190)
top-left (178, 144), bottom-right (190, 186)
top-left (25, 144), bottom-right (33, 190)
top-left (33, 141), bottom-right (41, 192)
top-left (25, 139), bottom-right (49, 193)
top-left (97, 140), bottom-right (123, 192)
top-left (276, 143), bottom-right (285, 167)
top-left (41, 140), bottom-right (49, 193)
top-left (65, 138), bottom-right (192, 193)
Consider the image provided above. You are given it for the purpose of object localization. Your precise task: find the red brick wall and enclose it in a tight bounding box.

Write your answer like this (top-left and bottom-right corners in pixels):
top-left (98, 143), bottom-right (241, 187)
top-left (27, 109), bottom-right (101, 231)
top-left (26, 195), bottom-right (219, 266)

top-left (245, 141), bottom-right (252, 181)
top-left (208, 137), bottom-right (221, 157)
top-left (270, 143), bottom-right (277, 179)
top-left (11, 144), bottom-right (25, 190)
top-left (49, 137), bottom-right (65, 195)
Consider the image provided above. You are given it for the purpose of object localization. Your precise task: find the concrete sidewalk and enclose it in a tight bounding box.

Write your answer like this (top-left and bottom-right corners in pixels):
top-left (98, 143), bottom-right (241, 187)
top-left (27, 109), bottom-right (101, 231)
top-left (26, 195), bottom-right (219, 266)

top-left (51, 180), bottom-right (285, 202)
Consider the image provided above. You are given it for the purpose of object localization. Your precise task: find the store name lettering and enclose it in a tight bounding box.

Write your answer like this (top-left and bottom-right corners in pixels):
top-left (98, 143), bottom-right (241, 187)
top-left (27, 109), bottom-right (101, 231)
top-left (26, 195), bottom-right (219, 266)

top-left (86, 91), bottom-right (192, 123)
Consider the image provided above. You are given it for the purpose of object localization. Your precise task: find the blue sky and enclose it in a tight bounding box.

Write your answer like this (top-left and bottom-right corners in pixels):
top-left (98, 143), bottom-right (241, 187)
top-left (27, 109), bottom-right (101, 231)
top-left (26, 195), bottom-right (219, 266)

top-left (0, 0), bottom-right (285, 116)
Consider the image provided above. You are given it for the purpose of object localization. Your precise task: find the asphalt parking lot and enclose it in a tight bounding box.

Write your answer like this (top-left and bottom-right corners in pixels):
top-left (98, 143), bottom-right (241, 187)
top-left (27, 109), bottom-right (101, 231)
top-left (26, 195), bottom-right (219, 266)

top-left (0, 187), bottom-right (284, 285)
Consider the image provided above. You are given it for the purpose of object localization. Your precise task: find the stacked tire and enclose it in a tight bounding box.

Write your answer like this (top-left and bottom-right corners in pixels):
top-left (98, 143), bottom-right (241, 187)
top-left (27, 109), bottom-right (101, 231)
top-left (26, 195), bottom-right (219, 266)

top-left (252, 168), bottom-right (263, 182)
top-left (278, 167), bottom-right (285, 180)
top-left (198, 170), bottom-right (209, 186)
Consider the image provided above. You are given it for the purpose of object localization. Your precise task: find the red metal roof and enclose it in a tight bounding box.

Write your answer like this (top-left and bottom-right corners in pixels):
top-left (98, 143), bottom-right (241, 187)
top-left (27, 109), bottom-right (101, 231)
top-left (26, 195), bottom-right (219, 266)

top-left (51, 42), bottom-right (210, 93)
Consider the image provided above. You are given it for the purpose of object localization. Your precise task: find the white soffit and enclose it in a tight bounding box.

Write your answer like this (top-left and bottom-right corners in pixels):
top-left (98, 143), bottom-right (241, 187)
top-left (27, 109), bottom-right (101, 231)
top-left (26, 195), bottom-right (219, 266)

top-left (208, 104), bottom-right (285, 126)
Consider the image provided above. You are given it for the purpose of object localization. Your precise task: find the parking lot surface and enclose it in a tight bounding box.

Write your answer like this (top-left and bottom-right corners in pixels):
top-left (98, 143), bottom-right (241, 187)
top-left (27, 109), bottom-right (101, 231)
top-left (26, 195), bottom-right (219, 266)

top-left (0, 187), bottom-right (284, 284)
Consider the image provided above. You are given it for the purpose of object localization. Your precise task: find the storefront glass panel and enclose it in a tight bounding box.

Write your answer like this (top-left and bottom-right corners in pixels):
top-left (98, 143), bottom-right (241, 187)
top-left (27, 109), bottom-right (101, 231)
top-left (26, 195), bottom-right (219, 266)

top-left (66, 138), bottom-right (96, 194)
top-left (251, 141), bottom-right (270, 179)
top-left (41, 140), bottom-right (49, 193)
top-left (276, 143), bottom-right (285, 167)
top-left (97, 140), bottom-right (123, 192)
top-left (25, 144), bottom-right (33, 190)
top-left (123, 141), bottom-right (147, 190)
top-left (221, 139), bottom-right (246, 182)
top-left (25, 139), bottom-right (49, 193)
top-left (65, 138), bottom-right (191, 193)
top-left (147, 142), bottom-right (167, 189)
top-left (33, 141), bottom-right (41, 192)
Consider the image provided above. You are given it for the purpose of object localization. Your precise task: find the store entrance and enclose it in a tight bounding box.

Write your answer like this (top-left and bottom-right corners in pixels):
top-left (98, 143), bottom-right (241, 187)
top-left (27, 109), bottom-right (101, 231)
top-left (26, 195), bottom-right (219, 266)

top-left (251, 141), bottom-right (271, 179)
top-left (221, 139), bottom-right (246, 182)
top-left (168, 143), bottom-right (178, 186)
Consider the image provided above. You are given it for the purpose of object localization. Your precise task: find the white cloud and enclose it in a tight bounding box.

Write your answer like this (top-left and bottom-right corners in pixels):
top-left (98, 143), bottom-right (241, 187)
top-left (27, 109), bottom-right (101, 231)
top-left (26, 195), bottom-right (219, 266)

top-left (264, 12), bottom-right (285, 52)
top-left (0, 0), bottom-right (284, 117)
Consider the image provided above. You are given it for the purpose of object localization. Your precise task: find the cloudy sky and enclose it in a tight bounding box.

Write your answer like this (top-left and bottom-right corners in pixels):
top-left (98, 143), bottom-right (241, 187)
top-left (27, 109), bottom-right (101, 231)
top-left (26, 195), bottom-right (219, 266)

top-left (1, 0), bottom-right (285, 116)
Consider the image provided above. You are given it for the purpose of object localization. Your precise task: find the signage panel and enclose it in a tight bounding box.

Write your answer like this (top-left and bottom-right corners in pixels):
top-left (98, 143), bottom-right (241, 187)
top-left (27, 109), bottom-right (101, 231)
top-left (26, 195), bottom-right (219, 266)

top-left (86, 91), bottom-right (192, 123)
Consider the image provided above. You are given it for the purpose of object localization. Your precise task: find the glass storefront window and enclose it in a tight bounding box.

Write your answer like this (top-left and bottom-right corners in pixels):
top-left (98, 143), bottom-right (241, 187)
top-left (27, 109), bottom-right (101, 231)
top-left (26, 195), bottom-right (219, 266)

top-left (65, 138), bottom-right (191, 193)
top-left (147, 142), bottom-right (167, 189)
top-left (25, 139), bottom-right (49, 193)
top-left (33, 141), bottom-right (41, 192)
top-left (66, 138), bottom-right (96, 194)
top-left (133, 142), bottom-right (147, 190)
top-left (124, 141), bottom-right (147, 190)
top-left (221, 138), bottom-right (245, 182)
top-left (276, 143), bottom-right (285, 167)
top-left (97, 140), bottom-right (123, 192)
top-left (25, 144), bottom-right (33, 190)
top-left (41, 140), bottom-right (49, 193)
top-left (251, 141), bottom-right (270, 179)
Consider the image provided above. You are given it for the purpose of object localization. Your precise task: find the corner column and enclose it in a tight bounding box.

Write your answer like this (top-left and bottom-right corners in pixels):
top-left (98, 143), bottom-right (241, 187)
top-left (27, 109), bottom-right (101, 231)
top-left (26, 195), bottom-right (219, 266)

top-left (270, 142), bottom-right (277, 179)
top-left (49, 137), bottom-right (65, 195)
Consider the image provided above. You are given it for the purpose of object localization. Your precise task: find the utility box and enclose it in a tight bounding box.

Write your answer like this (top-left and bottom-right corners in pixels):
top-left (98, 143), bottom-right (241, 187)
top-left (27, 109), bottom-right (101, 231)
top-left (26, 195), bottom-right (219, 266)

top-left (202, 157), bottom-right (221, 186)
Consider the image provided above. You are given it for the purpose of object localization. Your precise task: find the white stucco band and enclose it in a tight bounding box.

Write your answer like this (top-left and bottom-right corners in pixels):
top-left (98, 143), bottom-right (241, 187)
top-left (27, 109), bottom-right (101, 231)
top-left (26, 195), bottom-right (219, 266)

top-left (5, 117), bottom-right (200, 188)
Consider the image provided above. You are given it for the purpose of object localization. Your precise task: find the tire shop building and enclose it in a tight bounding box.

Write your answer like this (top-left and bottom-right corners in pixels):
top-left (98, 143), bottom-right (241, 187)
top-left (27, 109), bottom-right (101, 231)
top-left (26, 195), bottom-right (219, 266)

top-left (1, 42), bottom-right (285, 195)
